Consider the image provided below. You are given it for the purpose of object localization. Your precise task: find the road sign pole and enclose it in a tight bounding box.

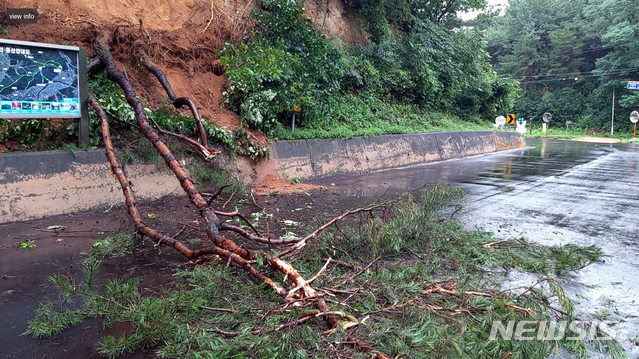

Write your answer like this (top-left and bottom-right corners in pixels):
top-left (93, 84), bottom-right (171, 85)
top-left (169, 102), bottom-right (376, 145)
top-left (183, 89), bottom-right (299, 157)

top-left (529, 117), bottom-right (533, 134)
top-left (611, 88), bottom-right (615, 136)
top-left (634, 123), bottom-right (636, 139)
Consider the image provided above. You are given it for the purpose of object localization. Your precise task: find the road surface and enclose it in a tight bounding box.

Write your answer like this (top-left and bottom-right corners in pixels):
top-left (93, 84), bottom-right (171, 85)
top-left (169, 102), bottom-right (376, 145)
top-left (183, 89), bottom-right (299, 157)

top-left (321, 138), bottom-right (639, 357)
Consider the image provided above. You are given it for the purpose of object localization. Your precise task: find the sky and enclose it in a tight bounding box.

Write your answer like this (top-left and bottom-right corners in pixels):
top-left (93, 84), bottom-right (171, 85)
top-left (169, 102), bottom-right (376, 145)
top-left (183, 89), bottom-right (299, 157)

top-left (458, 0), bottom-right (508, 21)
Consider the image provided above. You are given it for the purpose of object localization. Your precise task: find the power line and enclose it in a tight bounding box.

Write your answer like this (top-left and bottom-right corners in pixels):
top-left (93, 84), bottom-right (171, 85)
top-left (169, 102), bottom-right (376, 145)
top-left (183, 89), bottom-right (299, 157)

top-left (502, 69), bottom-right (615, 82)
top-left (517, 67), bottom-right (639, 84)
top-left (519, 69), bottom-right (639, 85)
top-left (484, 33), bottom-right (639, 59)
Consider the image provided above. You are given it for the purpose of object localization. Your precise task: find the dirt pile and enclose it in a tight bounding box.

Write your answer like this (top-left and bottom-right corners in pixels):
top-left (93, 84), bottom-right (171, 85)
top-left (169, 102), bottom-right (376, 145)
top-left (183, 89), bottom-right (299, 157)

top-left (3, 0), bottom-right (365, 134)
top-left (5, 0), bottom-right (250, 130)
top-left (1, 0), bottom-right (365, 191)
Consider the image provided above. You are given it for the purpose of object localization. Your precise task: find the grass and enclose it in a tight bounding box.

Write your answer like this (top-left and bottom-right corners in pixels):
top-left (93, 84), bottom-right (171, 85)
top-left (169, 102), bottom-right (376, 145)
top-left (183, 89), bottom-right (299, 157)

top-left (125, 137), bottom-right (247, 194)
top-left (274, 109), bottom-right (496, 140)
top-left (185, 156), bottom-right (248, 194)
top-left (134, 140), bottom-right (161, 164)
top-left (526, 127), bottom-right (635, 140)
top-left (26, 184), bottom-right (624, 359)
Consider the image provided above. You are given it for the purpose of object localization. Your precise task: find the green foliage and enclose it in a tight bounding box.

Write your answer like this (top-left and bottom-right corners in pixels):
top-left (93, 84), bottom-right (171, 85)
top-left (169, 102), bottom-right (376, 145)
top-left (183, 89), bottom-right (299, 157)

top-left (0, 119), bottom-right (51, 145)
top-left (186, 155), bottom-right (248, 194)
top-left (91, 233), bottom-right (134, 258)
top-left (27, 185), bottom-right (618, 359)
top-left (274, 100), bottom-right (493, 140)
top-left (150, 106), bottom-right (269, 160)
top-left (526, 126), bottom-right (633, 140)
top-left (20, 240), bottom-right (37, 249)
top-left (220, 0), bottom-right (516, 136)
top-left (65, 71), bottom-right (139, 148)
top-left (487, 0), bottom-right (639, 133)
top-left (349, 0), bottom-right (486, 39)
top-left (134, 140), bottom-right (160, 164)
top-left (25, 303), bottom-right (84, 338)
top-left (119, 147), bottom-right (134, 164)
top-left (219, 0), bottom-right (357, 132)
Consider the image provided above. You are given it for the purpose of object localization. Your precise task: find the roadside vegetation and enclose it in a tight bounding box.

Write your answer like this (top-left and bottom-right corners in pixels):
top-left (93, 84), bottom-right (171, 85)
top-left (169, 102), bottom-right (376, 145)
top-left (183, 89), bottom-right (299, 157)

top-left (525, 127), bottom-right (635, 141)
top-left (27, 184), bottom-right (623, 359)
top-left (482, 0), bottom-right (638, 134)
top-left (219, 0), bottom-right (518, 140)
top-left (84, 72), bottom-right (268, 161)
top-left (0, 72), bottom-right (268, 159)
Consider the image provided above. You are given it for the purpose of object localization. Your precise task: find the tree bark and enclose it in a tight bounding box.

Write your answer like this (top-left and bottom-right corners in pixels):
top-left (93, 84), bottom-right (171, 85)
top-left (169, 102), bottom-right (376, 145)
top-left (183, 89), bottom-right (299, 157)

top-left (90, 31), bottom-right (391, 358)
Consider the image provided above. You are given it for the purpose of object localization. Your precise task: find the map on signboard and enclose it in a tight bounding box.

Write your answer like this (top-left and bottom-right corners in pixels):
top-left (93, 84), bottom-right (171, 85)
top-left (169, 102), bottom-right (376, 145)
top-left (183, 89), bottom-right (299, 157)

top-left (0, 42), bottom-right (80, 117)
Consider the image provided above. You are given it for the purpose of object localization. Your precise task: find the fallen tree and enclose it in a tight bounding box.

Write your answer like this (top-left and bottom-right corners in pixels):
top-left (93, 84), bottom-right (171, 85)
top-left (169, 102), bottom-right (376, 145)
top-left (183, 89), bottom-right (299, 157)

top-left (89, 30), bottom-right (390, 359)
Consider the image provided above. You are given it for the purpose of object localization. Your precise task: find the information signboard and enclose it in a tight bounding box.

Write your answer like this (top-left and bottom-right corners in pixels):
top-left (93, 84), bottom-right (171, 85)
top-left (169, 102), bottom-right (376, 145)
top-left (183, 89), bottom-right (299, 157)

top-left (0, 38), bottom-right (88, 145)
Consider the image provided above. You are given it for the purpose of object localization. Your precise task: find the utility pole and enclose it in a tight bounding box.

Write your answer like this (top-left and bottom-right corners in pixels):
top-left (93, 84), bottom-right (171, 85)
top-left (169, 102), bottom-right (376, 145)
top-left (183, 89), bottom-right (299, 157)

top-left (611, 88), bottom-right (615, 136)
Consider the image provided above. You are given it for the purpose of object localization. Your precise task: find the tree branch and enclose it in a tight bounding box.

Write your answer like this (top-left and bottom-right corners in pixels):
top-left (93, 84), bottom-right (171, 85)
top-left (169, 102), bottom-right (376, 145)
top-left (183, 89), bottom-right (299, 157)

top-left (135, 44), bottom-right (209, 148)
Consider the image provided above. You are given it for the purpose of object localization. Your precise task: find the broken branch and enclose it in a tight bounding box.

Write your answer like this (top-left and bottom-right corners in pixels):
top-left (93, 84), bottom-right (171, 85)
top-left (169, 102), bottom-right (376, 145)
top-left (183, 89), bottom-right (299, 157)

top-left (135, 45), bottom-right (209, 148)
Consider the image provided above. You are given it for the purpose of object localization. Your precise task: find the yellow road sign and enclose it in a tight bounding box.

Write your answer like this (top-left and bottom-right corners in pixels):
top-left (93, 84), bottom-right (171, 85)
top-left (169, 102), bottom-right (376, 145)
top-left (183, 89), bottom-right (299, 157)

top-left (506, 113), bottom-right (516, 125)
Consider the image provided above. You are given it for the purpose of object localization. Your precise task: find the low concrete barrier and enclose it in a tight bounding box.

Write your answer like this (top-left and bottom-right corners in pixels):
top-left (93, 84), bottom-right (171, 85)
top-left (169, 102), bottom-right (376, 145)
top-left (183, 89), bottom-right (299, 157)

top-left (269, 131), bottom-right (524, 179)
top-left (0, 131), bottom-right (523, 224)
top-left (0, 150), bottom-right (181, 224)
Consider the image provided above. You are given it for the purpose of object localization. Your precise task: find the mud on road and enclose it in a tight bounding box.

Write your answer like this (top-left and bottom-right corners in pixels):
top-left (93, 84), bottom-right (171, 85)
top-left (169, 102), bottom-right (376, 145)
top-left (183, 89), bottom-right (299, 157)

top-left (0, 189), bottom-right (368, 359)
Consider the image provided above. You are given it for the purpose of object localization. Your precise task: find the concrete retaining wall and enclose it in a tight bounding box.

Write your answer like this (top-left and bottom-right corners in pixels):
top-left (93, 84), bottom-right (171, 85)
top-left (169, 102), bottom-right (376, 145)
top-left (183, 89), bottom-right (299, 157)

top-left (0, 131), bottom-right (523, 224)
top-left (269, 131), bottom-right (524, 179)
top-left (0, 150), bottom-right (181, 224)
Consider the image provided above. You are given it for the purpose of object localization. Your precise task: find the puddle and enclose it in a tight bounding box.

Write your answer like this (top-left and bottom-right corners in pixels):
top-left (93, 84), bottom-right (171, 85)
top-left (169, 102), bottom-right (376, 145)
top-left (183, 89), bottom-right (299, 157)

top-left (319, 138), bottom-right (639, 357)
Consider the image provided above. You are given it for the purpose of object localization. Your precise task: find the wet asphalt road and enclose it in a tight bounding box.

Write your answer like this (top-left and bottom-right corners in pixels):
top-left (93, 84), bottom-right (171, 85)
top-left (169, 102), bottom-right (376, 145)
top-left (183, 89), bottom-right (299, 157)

top-left (321, 138), bottom-right (639, 357)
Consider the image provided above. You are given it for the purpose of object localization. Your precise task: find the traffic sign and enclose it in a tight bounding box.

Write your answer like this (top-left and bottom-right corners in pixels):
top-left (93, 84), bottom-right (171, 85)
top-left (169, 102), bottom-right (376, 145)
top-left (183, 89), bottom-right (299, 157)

top-left (506, 113), bottom-right (516, 125)
top-left (495, 116), bottom-right (506, 126)
top-left (628, 81), bottom-right (639, 90)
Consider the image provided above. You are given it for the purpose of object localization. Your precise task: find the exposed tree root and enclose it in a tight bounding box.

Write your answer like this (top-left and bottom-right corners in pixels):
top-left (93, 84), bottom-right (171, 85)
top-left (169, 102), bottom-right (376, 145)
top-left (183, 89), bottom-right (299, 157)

top-left (134, 44), bottom-right (214, 152)
top-left (90, 31), bottom-right (390, 358)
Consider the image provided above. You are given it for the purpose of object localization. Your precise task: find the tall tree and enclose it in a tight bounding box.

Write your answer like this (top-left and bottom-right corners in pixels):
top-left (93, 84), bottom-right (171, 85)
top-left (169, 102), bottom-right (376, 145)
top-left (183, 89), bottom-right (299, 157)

top-left (487, 0), bottom-right (638, 131)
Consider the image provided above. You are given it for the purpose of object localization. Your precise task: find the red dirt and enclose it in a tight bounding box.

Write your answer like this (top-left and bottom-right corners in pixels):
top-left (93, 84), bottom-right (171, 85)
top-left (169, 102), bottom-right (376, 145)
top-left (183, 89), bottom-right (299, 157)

top-left (3, 0), bottom-right (253, 138)
top-left (1, 0), bottom-right (364, 189)
top-left (254, 173), bottom-right (327, 195)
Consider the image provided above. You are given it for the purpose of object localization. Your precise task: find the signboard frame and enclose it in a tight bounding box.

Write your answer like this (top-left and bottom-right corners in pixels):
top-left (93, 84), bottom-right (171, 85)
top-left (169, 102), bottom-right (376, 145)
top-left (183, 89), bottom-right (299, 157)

top-left (0, 38), bottom-right (89, 146)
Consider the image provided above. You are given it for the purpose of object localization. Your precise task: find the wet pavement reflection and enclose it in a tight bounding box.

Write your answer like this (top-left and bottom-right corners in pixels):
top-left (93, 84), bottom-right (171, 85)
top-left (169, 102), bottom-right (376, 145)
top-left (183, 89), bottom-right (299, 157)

top-left (319, 138), bottom-right (639, 357)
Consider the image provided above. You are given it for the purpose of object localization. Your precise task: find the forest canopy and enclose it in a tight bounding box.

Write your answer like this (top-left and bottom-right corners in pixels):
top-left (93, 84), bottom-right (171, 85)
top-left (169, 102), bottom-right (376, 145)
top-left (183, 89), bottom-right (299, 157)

top-left (484, 0), bottom-right (639, 132)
